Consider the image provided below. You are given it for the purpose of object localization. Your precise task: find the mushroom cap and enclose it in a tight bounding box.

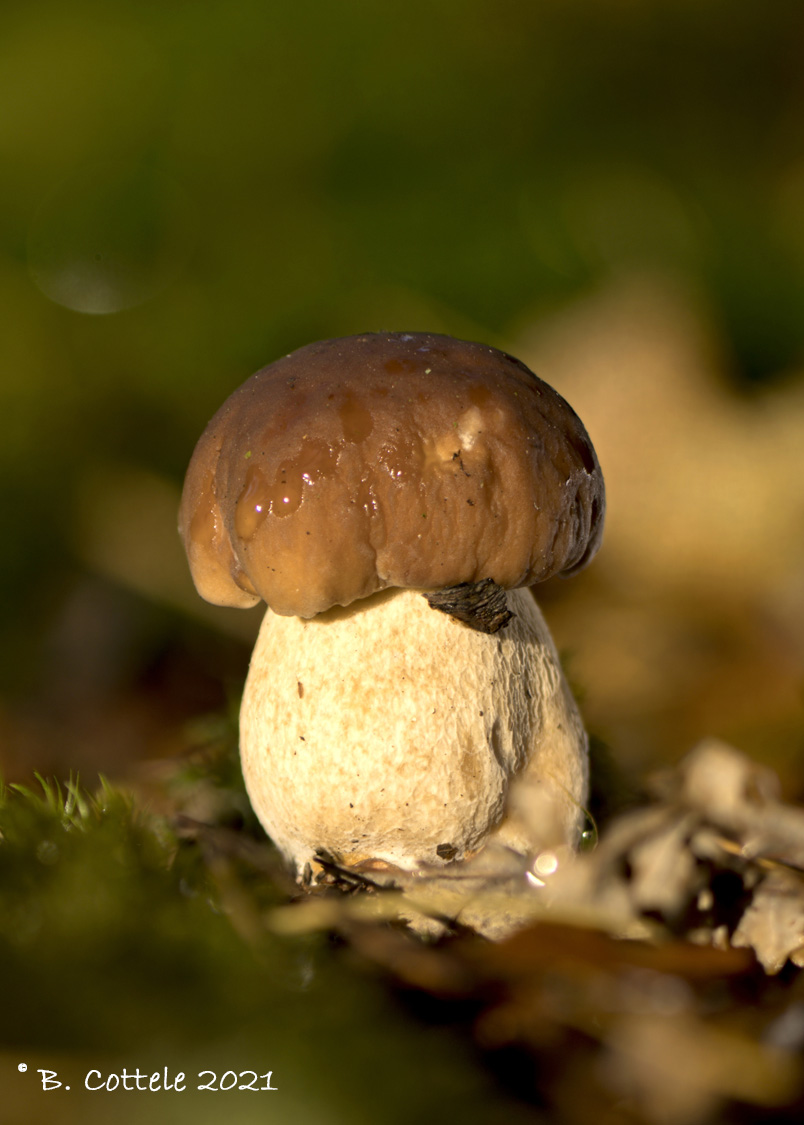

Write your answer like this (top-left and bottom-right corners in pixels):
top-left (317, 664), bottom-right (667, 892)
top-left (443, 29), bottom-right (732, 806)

top-left (179, 332), bottom-right (605, 618)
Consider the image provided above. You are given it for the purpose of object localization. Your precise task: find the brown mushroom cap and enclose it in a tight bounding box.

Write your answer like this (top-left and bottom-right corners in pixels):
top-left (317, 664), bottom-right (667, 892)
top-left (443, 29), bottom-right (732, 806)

top-left (179, 332), bottom-right (605, 618)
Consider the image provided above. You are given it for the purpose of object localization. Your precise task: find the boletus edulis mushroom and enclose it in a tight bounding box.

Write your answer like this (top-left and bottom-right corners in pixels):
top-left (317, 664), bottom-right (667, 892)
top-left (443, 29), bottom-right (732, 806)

top-left (179, 332), bottom-right (604, 881)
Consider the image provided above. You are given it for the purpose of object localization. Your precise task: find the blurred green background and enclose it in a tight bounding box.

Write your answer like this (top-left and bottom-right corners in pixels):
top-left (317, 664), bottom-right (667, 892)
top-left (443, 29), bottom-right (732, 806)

top-left (1, 0), bottom-right (804, 778)
top-left (3, 0), bottom-right (803, 785)
top-left (2, 1), bottom-right (804, 1121)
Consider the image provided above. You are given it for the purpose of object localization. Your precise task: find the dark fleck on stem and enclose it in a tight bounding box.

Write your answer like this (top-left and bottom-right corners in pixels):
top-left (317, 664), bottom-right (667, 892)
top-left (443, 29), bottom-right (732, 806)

top-left (424, 578), bottom-right (514, 634)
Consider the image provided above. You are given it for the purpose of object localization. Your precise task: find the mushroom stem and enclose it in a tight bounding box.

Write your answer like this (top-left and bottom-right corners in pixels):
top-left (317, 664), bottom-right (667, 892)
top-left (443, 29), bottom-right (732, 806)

top-left (239, 587), bottom-right (588, 878)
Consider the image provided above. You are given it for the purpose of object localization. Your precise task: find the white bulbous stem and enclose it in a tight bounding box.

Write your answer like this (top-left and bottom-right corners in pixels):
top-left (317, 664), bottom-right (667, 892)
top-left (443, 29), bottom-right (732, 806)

top-left (239, 587), bottom-right (588, 877)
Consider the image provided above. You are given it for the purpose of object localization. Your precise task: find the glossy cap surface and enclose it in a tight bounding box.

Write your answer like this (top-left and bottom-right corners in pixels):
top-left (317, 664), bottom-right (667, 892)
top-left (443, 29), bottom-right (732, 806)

top-left (179, 332), bottom-right (605, 617)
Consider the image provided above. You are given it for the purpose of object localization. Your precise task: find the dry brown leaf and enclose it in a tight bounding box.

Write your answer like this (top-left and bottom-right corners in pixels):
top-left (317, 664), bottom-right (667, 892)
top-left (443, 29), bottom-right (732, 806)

top-left (680, 740), bottom-right (804, 869)
top-left (603, 1013), bottom-right (799, 1125)
top-left (732, 868), bottom-right (804, 974)
top-left (628, 813), bottom-right (698, 916)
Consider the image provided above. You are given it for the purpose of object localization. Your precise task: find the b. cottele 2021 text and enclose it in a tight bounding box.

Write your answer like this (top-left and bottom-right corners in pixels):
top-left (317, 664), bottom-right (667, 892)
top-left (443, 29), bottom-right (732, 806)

top-left (36, 1067), bottom-right (277, 1092)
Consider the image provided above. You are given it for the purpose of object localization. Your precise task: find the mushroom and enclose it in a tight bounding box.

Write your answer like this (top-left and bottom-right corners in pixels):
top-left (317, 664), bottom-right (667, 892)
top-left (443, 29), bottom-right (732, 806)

top-left (179, 332), bottom-right (604, 879)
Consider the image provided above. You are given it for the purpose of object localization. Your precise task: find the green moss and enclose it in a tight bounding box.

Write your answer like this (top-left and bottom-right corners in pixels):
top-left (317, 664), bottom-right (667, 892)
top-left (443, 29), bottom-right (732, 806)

top-left (0, 773), bottom-right (534, 1125)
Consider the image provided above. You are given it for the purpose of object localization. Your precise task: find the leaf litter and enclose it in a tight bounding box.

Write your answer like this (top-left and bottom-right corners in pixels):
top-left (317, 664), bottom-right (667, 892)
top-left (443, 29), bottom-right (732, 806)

top-left (252, 738), bottom-right (804, 1122)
